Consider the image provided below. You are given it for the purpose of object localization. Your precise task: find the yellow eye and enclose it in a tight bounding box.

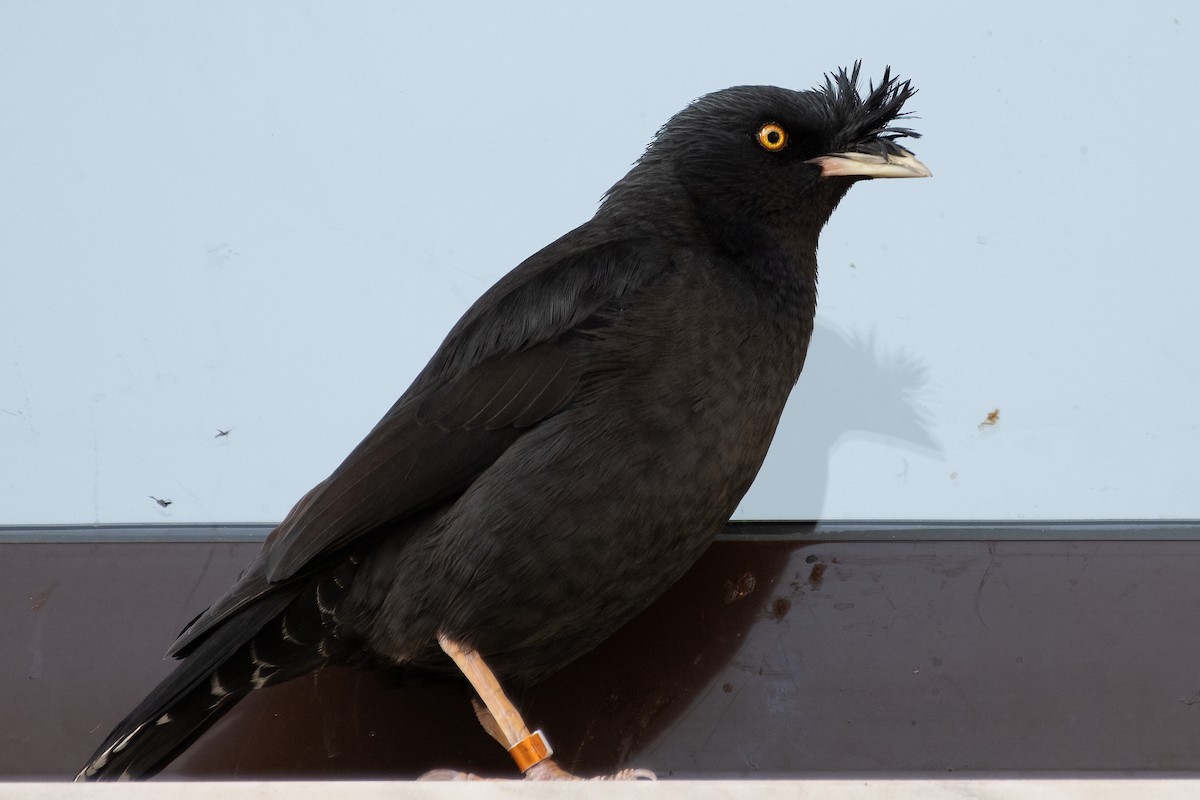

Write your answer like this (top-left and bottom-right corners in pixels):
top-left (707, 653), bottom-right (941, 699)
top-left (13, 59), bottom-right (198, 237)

top-left (756, 122), bottom-right (788, 152)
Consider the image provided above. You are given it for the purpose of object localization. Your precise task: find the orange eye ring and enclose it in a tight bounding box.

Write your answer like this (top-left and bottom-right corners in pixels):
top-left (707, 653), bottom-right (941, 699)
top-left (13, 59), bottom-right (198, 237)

top-left (756, 122), bottom-right (788, 152)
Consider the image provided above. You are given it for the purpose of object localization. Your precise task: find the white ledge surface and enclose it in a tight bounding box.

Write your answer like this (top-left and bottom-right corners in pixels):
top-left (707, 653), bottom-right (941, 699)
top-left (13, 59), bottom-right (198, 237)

top-left (7, 780), bottom-right (1200, 800)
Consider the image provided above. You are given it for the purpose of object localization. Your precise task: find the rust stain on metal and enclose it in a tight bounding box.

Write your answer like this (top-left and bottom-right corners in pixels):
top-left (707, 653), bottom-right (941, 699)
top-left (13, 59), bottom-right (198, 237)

top-left (770, 597), bottom-right (792, 620)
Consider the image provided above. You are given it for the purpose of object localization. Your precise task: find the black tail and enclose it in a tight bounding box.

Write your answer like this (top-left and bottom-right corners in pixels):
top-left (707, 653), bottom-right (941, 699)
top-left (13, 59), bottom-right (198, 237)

top-left (76, 583), bottom-right (341, 781)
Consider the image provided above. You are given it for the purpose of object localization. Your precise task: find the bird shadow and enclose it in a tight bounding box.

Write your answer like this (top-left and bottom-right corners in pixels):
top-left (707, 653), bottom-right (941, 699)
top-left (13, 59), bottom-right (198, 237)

top-left (740, 319), bottom-right (939, 517)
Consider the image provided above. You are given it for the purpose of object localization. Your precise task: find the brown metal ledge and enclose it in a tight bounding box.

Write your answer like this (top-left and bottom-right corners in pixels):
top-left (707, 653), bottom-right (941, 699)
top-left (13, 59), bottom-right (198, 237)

top-left (3, 521), bottom-right (1200, 780)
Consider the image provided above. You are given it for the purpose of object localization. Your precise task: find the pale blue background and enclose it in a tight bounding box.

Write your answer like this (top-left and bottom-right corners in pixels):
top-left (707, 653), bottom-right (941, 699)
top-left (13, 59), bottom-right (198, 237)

top-left (2, 2), bottom-right (1196, 523)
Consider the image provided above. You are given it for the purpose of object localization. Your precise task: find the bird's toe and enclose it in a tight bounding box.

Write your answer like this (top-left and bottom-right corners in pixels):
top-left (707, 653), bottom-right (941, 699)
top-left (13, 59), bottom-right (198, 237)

top-left (417, 768), bottom-right (486, 781)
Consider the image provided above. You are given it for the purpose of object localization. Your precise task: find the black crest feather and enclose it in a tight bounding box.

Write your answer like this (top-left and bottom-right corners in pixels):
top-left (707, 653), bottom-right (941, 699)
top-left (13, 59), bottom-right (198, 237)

top-left (821, 61), bottom-right (921, 151)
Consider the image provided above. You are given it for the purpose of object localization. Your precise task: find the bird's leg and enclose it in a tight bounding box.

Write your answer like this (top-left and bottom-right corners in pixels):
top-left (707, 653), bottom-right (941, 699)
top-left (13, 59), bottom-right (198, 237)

top-left (426, 633), bottom-right (559, 779)
top-left (420, 634), bottom-right (654, 781)
top-left (437, 634), bottom-right (544, 762)
top-left (470, 698), bottom-right (506, 747)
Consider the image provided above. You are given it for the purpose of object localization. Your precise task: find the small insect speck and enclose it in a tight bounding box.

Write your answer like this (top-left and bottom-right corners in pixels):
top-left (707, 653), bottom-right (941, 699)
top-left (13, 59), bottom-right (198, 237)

top-left (215, 428), bottom-right (232, 438)
top-left (723, 572), bottom-right (757, 604)
top-left (30, 587), bottom-right (54, 612)
top-left (149, 496), bottom-right (173, 508)
top-left (978, 409), bottom-right (1000, 430)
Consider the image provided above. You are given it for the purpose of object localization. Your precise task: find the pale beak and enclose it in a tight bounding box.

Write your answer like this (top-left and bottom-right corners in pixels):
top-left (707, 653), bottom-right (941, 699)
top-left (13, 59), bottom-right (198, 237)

top-left (807, 146), bottom-right (932, 179)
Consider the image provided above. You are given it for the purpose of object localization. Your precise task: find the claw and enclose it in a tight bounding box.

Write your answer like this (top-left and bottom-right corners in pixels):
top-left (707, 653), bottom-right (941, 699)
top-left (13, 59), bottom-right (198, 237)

top-left (597, 767), bottom-right (657, 781)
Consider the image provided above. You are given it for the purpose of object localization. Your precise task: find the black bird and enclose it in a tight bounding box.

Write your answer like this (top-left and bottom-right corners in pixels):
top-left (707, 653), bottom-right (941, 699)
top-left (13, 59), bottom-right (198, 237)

top-left (78, 64), bottom-right (929, 781)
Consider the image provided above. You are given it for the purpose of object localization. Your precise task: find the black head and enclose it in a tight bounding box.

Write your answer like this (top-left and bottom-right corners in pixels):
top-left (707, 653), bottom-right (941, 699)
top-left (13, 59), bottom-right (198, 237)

top-left (604, 63), bottom-right (928, 250)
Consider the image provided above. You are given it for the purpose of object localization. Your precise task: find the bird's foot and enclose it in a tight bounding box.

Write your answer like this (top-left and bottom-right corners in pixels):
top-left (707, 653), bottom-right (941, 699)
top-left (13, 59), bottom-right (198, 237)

top-left (429, 639), bottom-right (655, 781)
top-left (524, 758), bottom-right (656, 781)
top-left (419, 758), bottom-right (656, 781)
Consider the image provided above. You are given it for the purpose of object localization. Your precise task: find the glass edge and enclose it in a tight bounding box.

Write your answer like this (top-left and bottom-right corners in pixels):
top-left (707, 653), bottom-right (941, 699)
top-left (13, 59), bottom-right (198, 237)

top-left (3, 520), bottom-right (1200, 544)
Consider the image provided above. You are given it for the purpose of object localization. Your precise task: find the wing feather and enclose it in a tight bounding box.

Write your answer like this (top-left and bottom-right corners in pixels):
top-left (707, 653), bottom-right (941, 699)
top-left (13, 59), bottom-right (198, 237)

top-left (168, 234), bottom-right (671, 653)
